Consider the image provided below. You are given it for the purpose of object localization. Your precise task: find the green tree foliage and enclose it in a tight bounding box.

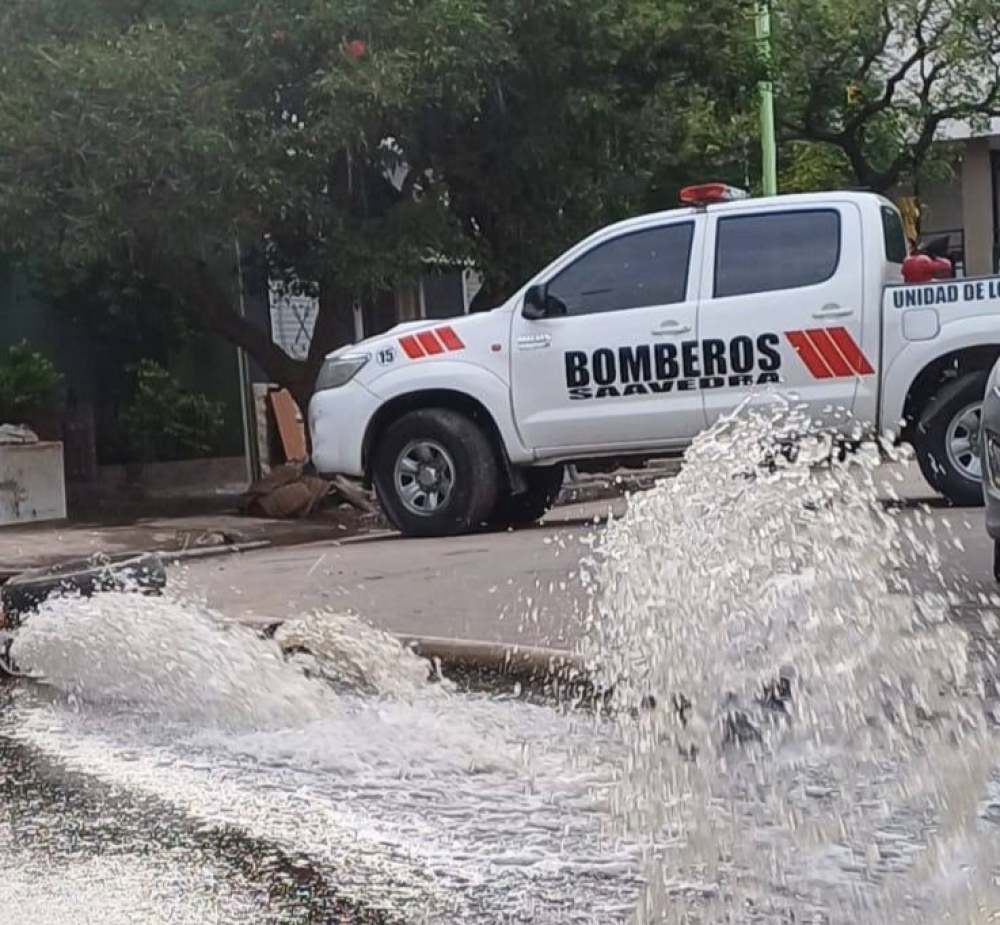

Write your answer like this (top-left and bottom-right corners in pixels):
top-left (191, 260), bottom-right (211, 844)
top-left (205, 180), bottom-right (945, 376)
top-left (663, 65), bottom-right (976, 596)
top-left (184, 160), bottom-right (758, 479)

top-left (774, 0), bottom-right (1000, 192)
top-left (0, 341), bottom-right (63, 422)
top-left (0, 0), bottom-right (751, 408)
top-left (116, 359), bottom-right (226, 463)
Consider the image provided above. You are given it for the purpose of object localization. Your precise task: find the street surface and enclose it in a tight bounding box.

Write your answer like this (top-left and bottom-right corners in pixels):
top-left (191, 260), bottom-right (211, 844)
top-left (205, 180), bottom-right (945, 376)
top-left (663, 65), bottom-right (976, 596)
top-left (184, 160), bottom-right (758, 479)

top-left (5, 458), bottom-right (1000, 925)
top-left (172, 500), bottom-right (606, 647)
top-left (175, 462), bottom-right (1000, 648)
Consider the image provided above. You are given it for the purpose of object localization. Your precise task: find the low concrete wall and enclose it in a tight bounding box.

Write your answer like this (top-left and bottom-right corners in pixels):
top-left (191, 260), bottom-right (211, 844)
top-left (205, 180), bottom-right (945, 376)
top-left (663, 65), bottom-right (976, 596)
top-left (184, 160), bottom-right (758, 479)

top-left (87, 456), bottom-right (249, 499)
top-left (0, 442), bottom-right (68, 526)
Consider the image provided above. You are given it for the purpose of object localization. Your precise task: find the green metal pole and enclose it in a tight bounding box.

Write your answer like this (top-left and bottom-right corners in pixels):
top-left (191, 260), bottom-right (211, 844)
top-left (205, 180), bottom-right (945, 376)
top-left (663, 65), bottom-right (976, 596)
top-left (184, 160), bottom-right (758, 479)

top-left (755, 0), bottom-right (777, 196)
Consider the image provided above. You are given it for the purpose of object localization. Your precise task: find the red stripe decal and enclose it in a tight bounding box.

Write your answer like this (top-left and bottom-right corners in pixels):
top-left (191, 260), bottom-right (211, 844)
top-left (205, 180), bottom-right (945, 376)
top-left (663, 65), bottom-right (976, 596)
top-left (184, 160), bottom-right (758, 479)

top-left (805, 328), bottom-right (853, 377)
top-left (415, 330), bottom-right (445, 355)
top-left (827, 326), bottom-right (874, 375)
top-left (399, 335), bottom-right (424, 359)
top-left (436, 326), bottom-right (465, 351)
top-left (785, 330), bottom-right (834, 378)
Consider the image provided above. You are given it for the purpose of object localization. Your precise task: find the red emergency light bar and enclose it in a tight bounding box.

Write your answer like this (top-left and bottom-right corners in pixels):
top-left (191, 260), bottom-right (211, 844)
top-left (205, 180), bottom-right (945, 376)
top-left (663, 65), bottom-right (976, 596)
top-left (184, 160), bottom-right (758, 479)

top-left (679, 183), bottom-right (751, 206)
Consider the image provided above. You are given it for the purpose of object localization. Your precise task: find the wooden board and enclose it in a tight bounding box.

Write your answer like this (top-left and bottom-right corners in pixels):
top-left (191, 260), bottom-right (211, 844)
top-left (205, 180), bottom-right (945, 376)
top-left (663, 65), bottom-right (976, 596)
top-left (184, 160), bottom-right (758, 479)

top-left (268, 389), bottom-right (308, 463)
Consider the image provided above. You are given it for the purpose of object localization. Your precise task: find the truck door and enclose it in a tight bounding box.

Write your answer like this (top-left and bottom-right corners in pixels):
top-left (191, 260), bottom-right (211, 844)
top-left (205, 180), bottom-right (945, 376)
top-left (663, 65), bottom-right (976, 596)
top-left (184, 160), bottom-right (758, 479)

top-left (697, 202), bottom-right (870, 431)
top-left (509, 218), bottom-right (708, 454)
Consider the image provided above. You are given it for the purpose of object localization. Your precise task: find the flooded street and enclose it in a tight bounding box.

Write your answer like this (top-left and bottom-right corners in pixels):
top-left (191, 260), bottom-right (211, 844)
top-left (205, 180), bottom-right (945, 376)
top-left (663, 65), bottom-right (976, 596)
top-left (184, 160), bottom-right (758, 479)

top-left (2, 595), bottom-right (638, 925)
top-left (0, 730), bottom-right (387, 925)
top-left (5, 412), bottom-right (1000, 923)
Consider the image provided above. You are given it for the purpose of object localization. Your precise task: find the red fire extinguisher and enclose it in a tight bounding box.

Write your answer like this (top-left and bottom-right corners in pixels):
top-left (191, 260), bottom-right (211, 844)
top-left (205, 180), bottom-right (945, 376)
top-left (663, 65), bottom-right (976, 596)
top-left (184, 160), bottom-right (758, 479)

top-left (902, 234), bottom-right (955, 283)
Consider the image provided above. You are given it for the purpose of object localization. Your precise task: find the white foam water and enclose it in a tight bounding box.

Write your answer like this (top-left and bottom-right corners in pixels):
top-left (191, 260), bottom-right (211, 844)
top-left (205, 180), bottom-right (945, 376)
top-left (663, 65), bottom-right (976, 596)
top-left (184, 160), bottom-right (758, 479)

top-left (5, 402), bottom-right (1000, 924)
top-left (6, 594), bottom-right (636, 924)
top-left (11, 592), bottom-right (339, 730)
top-left (0, 851), bottom-right (275, 925)
top-left (579, 403), bottom-right (1000, 922)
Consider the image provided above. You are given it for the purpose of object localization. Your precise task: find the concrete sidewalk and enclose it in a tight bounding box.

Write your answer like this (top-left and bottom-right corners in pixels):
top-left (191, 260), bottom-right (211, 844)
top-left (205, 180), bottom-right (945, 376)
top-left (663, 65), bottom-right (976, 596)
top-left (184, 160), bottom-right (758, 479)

top-left (0, 464), bottom-right (678, 579)
top-left (0, 510), bottom-right (385, 579)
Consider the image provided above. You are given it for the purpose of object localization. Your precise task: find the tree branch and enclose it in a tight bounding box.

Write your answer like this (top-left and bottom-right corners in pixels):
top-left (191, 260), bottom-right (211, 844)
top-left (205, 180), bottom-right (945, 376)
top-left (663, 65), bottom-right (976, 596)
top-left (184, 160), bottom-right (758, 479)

top-left (843, 0), bottom-right (936, 135)
top-left (856, 2), bottom-right (894, 79)
top-left (874, 71), bottom-right (1000, 191)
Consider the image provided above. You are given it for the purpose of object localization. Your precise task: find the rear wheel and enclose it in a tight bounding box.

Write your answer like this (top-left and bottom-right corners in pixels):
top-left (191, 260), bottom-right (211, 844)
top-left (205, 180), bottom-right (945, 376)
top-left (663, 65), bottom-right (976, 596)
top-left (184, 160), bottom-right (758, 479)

top-left (491, 464), bottom-right (565, 529)
top-left (912, 369), bottom-right (988, 506)
top-left (372, 408), bottom-right (500, 537)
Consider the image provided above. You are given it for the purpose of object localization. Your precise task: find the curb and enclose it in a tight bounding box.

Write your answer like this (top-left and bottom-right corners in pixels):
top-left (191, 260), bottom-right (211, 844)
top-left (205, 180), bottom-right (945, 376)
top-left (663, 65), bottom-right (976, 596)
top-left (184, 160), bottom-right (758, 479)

top-left (0, 524), bottom-right (378, 583)
top-left (269, 622), bottom-right (604, 704)
top-left (0, 540), bottom-right (273, 583)
top-left (384, 634), bottom-right (605, 703)
top-left (396, 634), bottom-right (586, 680)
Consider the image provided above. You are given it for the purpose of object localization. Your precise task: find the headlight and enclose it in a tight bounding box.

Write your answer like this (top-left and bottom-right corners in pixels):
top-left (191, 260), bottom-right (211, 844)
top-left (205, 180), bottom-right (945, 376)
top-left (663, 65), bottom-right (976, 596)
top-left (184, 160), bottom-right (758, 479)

top-left (314, 353), bottom-right (370, 393)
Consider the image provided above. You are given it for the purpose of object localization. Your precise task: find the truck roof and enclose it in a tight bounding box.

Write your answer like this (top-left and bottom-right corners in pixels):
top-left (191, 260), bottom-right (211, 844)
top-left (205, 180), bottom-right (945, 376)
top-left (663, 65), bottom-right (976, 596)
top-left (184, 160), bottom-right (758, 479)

top-left (599, 189), bottom-right (891, 238)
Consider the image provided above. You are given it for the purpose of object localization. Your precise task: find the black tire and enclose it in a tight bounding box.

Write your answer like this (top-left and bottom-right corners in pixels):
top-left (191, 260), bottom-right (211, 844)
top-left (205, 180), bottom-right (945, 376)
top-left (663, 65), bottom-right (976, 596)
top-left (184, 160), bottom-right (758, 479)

top-left (1, 552), bottom-right (167, 628)
top-left (913, 369), bottom-right (989, 507)
top-left (372, 408), bottom-right (500, 538)
top-left (994, 539), bottom-right (1000, 584)
top-left (491, 464), bottom-right (565, 529)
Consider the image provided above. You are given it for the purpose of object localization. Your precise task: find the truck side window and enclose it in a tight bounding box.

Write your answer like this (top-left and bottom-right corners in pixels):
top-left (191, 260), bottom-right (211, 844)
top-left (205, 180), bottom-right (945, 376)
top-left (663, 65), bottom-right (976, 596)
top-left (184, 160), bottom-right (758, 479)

top-left (713, 209), bottom-right (841, 299)
top-left (547, 222), bottom-right (695, 316)
top-left (881, 205), bottom-right (908, 264)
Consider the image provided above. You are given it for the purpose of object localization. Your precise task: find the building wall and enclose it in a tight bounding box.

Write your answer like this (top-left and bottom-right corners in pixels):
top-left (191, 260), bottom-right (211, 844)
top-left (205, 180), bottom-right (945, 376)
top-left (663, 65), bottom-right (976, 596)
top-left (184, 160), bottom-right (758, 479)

top-left (960, 138), bottom-right (996, 275)
top-left (917, 135), bottom-right (1000, 277)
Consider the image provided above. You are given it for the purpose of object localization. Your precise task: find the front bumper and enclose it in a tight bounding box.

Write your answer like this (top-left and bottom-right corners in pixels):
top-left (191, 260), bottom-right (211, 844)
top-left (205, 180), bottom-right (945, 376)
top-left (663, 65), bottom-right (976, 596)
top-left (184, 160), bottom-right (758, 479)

top-left (307, 380), bottom-right (381, 478)
top-left (981, 389), bottom-right (1000, 538)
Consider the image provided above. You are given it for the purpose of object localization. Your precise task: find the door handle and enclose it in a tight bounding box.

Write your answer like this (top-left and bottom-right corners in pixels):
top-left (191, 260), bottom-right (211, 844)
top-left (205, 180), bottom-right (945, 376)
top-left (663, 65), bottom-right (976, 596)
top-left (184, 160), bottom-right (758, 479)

top-left (516, 333), bottom-right (552, 351)
top-left (812, 303), bottom-right (853, 319)
top-left (652, 321), bottom-right (692, 335)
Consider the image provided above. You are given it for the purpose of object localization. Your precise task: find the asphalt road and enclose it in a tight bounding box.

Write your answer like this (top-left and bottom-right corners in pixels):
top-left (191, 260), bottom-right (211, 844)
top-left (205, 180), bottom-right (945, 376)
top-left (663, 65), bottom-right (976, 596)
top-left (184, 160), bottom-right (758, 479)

top-left (174, 462), bottom-right (1000, 648)
top-left (6, 459), bottom-right (1000, 925)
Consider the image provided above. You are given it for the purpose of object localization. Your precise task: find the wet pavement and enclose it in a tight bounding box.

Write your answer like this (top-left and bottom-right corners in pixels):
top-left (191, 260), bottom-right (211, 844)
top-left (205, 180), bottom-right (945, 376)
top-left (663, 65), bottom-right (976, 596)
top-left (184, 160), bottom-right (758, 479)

top-left (0, 707), bottom-right (394, 925)
top-left (4, 457), bottom-right (1000, 924)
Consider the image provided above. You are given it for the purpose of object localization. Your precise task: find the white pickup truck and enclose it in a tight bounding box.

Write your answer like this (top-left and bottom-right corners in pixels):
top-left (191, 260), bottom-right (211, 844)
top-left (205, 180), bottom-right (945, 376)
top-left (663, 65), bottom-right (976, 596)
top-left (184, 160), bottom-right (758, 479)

top-left (308, 183), bottom-right (1000, 537)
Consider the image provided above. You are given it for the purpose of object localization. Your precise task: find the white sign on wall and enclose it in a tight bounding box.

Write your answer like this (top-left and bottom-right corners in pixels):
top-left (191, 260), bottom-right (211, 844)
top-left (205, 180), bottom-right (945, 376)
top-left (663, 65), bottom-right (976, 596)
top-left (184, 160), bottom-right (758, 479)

top-left (269, 283), bottom-right (318, 360)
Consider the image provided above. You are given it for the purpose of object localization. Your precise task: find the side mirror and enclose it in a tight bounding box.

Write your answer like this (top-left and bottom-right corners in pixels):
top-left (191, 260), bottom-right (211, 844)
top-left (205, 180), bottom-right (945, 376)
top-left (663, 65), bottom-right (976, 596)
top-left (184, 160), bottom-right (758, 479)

top-left (522, 284), bottom-right (569, 320)
top-left (522, 284), bottom-right (549, 320)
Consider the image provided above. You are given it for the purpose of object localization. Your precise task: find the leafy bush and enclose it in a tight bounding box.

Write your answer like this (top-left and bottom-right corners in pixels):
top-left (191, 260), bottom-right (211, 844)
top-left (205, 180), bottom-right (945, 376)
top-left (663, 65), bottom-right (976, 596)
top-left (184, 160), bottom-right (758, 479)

top-left (118, 359), bottom-right (225, 462)
top-left (0, 340), bottom-right (63, 422)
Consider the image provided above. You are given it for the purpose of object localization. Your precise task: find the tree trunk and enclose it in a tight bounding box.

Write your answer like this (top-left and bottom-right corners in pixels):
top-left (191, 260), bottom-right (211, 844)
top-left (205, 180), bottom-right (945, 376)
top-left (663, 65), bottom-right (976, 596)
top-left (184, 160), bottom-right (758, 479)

top-left (180, 262), bottom-right (316, 411)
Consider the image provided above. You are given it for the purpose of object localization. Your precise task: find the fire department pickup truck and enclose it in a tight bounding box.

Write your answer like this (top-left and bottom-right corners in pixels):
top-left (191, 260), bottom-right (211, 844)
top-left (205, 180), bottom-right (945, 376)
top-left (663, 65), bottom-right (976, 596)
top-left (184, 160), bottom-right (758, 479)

top-left (308, 183), bottom-right (1000, 537)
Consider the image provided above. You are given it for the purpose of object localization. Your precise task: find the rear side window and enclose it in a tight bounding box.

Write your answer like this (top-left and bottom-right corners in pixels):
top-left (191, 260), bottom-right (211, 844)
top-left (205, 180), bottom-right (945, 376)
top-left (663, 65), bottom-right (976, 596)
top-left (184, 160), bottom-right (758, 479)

top-left (881, 205), bottom-right (908, 263)
top-left (547, 222), bottom-right (695, 316)
top-left (713, 209), bottom-right (842, 298)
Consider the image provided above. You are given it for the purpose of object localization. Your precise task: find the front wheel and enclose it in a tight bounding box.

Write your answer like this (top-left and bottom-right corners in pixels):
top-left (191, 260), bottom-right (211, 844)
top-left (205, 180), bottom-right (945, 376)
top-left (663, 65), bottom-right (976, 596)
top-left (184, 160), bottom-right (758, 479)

top-left (372, 408), bottom-right (500, 537)
top-left (912, 369), bottom-right (988, 507)
top-left (491, 464), bottom-right (565, 529)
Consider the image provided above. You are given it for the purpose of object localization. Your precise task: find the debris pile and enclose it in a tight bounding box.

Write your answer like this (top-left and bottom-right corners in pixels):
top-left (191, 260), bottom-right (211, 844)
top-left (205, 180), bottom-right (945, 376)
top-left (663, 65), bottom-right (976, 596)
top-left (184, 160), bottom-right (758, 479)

top-left (239, 463), bottom-right (374, 520)
top-left (0, 424), bottom-right (39, 445)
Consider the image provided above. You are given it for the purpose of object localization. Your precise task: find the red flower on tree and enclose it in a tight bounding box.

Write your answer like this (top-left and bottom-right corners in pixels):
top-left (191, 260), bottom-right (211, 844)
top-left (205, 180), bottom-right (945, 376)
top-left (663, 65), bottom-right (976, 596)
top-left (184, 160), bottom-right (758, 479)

top-left (345, 39), bottom-right (366, 59)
